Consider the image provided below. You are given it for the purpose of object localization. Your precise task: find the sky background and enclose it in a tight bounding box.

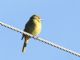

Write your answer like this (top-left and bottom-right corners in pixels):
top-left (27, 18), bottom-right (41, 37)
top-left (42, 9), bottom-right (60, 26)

top-left (0, 0), bottom-right (80, 60)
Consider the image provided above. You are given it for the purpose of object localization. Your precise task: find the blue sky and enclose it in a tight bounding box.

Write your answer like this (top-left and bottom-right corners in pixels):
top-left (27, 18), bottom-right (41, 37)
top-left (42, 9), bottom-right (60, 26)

top-left (0, 0), bottom-right (80, 60)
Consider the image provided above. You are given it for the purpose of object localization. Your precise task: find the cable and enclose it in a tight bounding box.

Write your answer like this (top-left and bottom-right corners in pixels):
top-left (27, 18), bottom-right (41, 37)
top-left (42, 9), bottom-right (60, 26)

top-left (0, 21), bottom-right (80, 57)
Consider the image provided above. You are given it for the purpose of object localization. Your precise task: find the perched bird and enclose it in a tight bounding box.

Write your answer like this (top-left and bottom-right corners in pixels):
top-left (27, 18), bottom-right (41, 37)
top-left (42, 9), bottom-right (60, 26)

top-left (21, 15), bottom-right (42, 53)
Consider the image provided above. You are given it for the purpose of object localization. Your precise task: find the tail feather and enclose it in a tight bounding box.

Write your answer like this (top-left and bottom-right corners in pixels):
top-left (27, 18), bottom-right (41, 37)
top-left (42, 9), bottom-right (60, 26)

top-left (22, 42), bottom-right (26, 53)
top-left (22, 36), bottom-right (30, 53)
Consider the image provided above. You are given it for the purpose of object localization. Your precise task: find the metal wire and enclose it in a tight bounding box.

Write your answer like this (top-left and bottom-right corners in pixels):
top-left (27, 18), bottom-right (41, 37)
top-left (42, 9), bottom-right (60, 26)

top-left (0, 21), bottom-right (80, 57)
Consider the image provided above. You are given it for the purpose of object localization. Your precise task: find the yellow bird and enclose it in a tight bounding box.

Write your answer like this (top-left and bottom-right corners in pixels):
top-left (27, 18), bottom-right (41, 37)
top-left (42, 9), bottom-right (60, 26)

top-left (21, 15), bottom-right (42, 53)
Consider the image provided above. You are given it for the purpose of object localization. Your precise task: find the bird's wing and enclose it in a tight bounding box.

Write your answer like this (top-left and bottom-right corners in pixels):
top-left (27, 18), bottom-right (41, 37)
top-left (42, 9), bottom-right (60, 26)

top-left (21, 20), bottom-right (31, 40)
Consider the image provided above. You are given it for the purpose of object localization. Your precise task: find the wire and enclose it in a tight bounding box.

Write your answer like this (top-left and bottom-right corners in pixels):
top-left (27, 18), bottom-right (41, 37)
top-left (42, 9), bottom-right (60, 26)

top-left (0, 21), bottom-right (80, 57)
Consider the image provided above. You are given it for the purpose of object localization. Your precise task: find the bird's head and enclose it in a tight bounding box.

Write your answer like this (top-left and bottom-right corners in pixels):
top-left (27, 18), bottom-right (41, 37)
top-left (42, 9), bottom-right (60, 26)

top-left (30, 15), bottom-right (41, 23)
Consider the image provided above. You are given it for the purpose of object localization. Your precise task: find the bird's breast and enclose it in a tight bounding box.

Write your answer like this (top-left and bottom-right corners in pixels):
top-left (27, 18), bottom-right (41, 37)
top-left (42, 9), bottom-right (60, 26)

top-left (31, 21), bottom-right (41, 36)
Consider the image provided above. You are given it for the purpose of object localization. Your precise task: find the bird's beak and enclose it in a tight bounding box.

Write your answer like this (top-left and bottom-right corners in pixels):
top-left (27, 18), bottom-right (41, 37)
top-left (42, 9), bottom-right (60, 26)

top-left (40, 19), bottom-right (43, 21)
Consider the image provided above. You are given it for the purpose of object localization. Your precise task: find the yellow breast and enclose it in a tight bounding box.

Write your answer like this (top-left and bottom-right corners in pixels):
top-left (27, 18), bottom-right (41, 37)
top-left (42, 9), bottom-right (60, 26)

top-left (31, 19), bottom-right (41, 36)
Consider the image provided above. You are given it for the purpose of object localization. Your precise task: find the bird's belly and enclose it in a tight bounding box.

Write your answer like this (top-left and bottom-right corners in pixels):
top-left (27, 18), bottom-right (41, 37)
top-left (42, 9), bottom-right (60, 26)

top-left (31, 24), bottom-right (41, 36)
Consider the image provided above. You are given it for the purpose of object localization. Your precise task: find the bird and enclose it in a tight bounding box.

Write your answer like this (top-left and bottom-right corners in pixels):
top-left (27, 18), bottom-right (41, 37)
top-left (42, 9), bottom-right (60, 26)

top-left (21, 15), bottom-right (42, 53)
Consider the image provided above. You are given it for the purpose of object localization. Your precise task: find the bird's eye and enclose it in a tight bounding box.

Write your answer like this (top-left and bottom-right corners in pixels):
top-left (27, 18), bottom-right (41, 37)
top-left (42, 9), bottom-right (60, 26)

top-left (38, 16), bottom-right (40, 19)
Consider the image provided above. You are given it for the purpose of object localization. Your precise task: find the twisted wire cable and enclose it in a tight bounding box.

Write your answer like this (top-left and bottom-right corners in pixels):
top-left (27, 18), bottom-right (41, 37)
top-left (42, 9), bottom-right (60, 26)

top-left (0, 21), bottom-right (80, 57)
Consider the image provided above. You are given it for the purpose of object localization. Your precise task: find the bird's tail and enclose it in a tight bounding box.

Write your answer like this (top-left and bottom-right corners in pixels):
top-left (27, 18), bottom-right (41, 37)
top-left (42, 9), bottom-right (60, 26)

top-left (22, 36), bottom-right (30, 53)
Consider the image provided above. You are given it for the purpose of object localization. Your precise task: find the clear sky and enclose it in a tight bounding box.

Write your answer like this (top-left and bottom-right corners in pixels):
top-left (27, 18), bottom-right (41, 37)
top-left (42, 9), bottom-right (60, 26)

top-left (0, 0), bottom-right (80, 60)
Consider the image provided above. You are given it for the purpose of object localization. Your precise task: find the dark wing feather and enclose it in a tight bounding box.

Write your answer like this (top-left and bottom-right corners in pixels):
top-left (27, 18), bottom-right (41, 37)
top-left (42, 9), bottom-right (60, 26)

top-left (21, 19), bottom-right (32, 40)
